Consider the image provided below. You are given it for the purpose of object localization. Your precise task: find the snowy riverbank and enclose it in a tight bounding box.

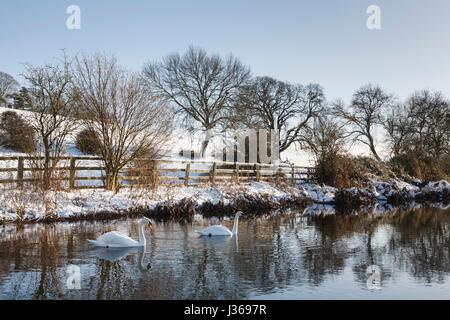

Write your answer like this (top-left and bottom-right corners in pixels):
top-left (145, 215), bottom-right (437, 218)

top-left (0, 179), bottom-right (449, 223)
top-left (0, 182), bottom-right (309, 222)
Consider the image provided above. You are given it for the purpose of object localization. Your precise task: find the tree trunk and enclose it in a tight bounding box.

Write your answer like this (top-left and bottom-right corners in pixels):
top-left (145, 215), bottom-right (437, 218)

top-left (43, 140), bottom-right (51, 190)
top-left (105, 169), bottom-right (120, 193)
top-left (368, 136), bottom-right (381, 161)
top-left (201, 139), bottom-right (209, 158)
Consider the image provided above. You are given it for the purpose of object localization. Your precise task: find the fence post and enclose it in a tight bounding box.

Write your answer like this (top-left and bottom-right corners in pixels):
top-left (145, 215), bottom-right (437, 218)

top-left (254, 164), bottom-right (260, 181)
top-left (276, 167), bottom-right (281, 184)
top-left (69, 157), bottom-right (76, 189)
top-left (150, 160), bottom-right (158, 190)
top-left (291, 166), bottom-right (295, 186)
top-left (307, 168), bottom-right (314, 183)
top-left (235, 163), bottom-right (240, 183)
top-left (272, 165), bottom-right (277, 183)
top-left (184, 162), bottom-right (190, 186)
top-left (210, 162), bottom-right (216, 184)
top-left (17, 157), bottom-right (24, 189)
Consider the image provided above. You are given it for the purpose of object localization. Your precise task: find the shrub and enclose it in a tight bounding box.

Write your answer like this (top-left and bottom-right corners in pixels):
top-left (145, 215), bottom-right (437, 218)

top-left (315, 154), bottom-right (398, 188)
top-left (75, 129), bottom-right (102, 155)
top-left (390, 151), bottom-right (450, 181)
top-left (315, 154), bottom-right (361, 188)
top-left (439, 154), bottom-right (450, 180)
top-left (0, 111), bottom-right (35, 152)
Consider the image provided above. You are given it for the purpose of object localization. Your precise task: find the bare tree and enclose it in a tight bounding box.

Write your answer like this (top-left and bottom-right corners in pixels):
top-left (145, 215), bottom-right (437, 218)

top-left (406, 90), bottom-right (450, 157)
top-left (384, 91), bottom-right (449, 158)
top-left (383, 104), bottom-right (414, 156)
top-left (142, 46), bottom-right (251, 157)
top-left (304, 115), bottom-right (348, 161)
top-left (303, 115), bottom-right (349, 185)
top-left (333, 84), bottom-right (394, 161)
top-left (234, 76), bottom-right (325, 153)
top-left (22, 56), bottom-right (78, 190)
top-left (73, 54), bottom-right (172, 192)
top-left (0, 71), bottom-right (19, 107)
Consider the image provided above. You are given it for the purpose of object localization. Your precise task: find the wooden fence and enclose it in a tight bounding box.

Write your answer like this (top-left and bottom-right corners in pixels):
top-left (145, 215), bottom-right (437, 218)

top-left (0, 156), bottom-right (316, 190)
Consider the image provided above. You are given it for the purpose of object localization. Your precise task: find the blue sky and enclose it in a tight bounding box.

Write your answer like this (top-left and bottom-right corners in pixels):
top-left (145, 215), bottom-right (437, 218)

top-left (1, 0), bottom-right (450, 103)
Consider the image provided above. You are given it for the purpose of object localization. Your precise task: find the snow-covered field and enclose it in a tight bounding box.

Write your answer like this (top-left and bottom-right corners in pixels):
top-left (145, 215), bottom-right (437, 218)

top-left (0, 106), bottom-right (317, 163)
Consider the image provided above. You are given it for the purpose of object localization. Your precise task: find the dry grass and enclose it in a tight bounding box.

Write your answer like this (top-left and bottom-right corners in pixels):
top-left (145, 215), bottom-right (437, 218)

top-left (315, 154), bottom-right (411, 189)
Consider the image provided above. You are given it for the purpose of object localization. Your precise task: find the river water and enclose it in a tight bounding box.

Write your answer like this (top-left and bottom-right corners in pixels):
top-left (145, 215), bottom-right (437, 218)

top-left (1, 206), bottom-right (449, 299)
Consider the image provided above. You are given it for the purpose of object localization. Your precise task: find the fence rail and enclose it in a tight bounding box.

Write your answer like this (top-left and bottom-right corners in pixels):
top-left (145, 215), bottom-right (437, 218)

top-left (0, 156), bottom-right (316, 189)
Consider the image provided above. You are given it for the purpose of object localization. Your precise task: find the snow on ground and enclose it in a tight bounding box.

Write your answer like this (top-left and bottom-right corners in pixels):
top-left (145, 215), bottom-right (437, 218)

top-left (367, 178), bottom-right (420, 201)
top-left (297, 177), bottom-right (448, 204)
top-left (297, 184), bottom-right (337, 203)
top-left (422, 180), bottom-right (450, 193)
top-left (1, 106), bottom-right (449, 223)
top-left (0, 181), bottom-right (306, 222)
top-left (1, 176), bottom-right (448, 222)
top-left (0, 106), bottom-right (315, 164)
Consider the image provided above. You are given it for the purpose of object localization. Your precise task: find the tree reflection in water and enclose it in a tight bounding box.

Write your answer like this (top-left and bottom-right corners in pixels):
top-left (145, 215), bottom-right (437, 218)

top-left (0, 206), bottom-right (449, 299)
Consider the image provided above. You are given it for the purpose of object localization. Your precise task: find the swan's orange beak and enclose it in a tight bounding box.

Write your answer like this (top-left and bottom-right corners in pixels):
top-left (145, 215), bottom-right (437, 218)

top-left (148, 223), bottom-right (153, 231)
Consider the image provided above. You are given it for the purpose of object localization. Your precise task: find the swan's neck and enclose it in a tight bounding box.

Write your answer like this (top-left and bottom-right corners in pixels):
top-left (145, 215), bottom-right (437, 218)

top-left (138, 223), bottom-right (146, 246)
top-left (231, 214), bottom-right (240, 235)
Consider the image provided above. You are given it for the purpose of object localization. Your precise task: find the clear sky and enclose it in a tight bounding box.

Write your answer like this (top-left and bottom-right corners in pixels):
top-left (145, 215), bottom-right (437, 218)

top-left (1, 0), bottom-right (450, 103)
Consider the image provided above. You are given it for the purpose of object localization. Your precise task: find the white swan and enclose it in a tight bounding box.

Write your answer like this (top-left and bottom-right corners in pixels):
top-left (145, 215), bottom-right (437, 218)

top-left (197, 212), bottom-right (242, 237)
top-left (88, 217), bottom-right (153, 248)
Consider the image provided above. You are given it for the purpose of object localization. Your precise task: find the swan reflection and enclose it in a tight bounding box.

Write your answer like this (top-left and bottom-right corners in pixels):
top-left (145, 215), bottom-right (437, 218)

top-left (92, 246), bottom-right (139, 262)
top-left (198, 231), bottom-right (239, 253)
top-left (91, 246), bottom-right (151, 270)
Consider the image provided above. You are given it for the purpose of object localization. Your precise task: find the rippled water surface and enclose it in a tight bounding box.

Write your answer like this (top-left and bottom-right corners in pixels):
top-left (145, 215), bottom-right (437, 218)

top-left (1, 206), bottom-right (449, 299)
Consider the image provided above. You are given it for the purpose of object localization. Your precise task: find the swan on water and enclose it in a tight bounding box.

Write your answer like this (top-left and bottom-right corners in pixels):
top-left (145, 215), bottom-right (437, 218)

top-left (197, 211), bottom-right (242, 237)
top-left (88, 217), bottom-right (153, 248)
